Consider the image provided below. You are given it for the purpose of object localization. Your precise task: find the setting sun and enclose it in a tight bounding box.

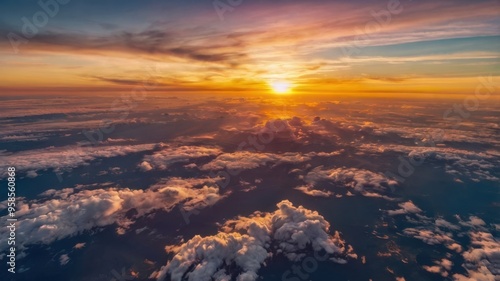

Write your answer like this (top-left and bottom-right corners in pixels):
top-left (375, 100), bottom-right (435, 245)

top-left (1, 1), bottom-right (499, 280)
top-left (270, 81), bottom-right (292, 94)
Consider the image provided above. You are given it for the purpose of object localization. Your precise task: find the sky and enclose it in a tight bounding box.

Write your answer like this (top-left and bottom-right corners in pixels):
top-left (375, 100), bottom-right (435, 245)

top-left (0, 0), bottom-right (499, 96)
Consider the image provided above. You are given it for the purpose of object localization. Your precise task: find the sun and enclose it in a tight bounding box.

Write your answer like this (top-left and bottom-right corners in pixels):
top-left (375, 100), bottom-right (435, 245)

top-left (270, 80), bottom-right (292, 94)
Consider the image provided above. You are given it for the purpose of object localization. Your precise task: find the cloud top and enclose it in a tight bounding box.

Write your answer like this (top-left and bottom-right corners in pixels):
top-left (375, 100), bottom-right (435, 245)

top-left (157, 200), bottom-right (356, 281)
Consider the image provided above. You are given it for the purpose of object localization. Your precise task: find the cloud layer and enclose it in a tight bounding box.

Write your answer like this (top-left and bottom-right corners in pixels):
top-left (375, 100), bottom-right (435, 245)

top-left (299, 166), bottom-right (398, 198)
top-left (1, 143), bottom-right (162, 178)
top-left (139, 145), bottom-right (222, 171)
top-left (0, 177), bottom-right (223, 253)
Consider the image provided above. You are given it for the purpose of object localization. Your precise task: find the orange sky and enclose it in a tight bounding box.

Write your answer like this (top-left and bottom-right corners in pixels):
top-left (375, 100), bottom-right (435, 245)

top-left (0, 0), bottom-right (499, 97)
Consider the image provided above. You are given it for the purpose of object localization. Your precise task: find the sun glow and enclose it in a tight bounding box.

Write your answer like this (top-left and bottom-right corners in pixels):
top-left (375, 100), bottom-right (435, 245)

top-left (270, 81), bottom-right (292, 94)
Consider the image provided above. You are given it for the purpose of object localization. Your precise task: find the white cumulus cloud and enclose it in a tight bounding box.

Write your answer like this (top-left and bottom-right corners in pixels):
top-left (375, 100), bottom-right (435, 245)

top-left (0, 177), bottom-right (224, 254)
top-left (156, 200), bottom-right (356, 281)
